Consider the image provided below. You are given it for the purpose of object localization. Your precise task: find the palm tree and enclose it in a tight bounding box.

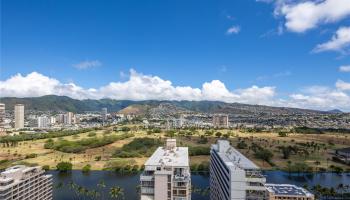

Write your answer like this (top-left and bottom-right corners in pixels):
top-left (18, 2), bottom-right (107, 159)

top-left (55, 182), bottom-right (64, 189)
top-left (110, 186), bottom-right (124, 199)
top-left (97, 180), bottom-right (106, 199)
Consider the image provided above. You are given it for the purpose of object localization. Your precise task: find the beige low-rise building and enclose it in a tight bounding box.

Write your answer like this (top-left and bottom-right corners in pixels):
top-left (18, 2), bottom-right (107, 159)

top-left (140, 139), bottom-right (191, 200)
top-left (212, 114), bottom-right (229, 128)
top-left (0, 165), bottom-right (53, 200)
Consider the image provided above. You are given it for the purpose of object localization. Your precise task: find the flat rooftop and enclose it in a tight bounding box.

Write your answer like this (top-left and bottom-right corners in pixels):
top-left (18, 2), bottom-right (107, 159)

top-left (145, 146), bottom-right (189, 167)
top-left (265, 184), bottom-right (314, 197)
top-left (212, 140), bottom-right (259, 170)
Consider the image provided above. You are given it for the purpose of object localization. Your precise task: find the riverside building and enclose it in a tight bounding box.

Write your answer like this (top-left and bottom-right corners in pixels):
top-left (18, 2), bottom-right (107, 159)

top-left (0, 165), bottom-right (53, 200)
top-left (140, 139), bottom-right (191, 200)
top-left (210, 140), bottom-right (267, 200)
top-left (265, 184), bottom-right (314, 200)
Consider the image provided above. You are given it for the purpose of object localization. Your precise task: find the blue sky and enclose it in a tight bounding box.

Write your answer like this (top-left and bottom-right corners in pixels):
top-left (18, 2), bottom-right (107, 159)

top-left (1, 0), bottom-right (350, 111)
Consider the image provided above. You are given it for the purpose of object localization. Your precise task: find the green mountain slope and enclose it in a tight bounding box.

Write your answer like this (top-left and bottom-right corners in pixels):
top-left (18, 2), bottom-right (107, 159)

top-left (0, 95), bottom-right (332, 114)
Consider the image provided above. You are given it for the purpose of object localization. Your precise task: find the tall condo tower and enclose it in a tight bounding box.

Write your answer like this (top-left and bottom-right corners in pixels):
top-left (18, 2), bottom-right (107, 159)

top-left (210, 140), bottom-right (266, 200)
top-left (0, 103), bottom-right (5, 133)
top-left (14, 104), bottom-right (24, 129)
top-left (140, 139), bottom-right (191, 200)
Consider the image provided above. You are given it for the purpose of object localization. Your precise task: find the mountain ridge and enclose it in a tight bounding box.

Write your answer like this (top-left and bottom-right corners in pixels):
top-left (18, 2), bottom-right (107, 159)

top-left (0, 95), bottom-right (342, 115)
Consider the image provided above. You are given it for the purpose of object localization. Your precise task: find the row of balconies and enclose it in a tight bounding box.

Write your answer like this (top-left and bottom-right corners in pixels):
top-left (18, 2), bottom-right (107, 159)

top-left (140, 187), bottom-right (154, 194)
top-left (0, 179), bottom-right (52, 199)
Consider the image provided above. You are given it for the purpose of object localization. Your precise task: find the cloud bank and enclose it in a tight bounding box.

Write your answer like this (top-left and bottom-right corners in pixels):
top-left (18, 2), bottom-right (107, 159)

top-left (0, 70), bottom-right (349, 111)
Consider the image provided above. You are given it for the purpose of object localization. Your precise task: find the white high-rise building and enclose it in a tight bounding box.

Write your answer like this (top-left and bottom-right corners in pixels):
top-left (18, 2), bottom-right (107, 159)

top-left (14, 104), bottom-right (24, 129)
top-left (0, 103), bottom-right (5, 133)
top-left (140, 139), bottom-right (191, 200)
top-left (63, 112), bottom-right (74, 125)
top-left (50, 116), bottom-right (56, 125)
top-left (0, 165), bottom-right (53, 200)
top-left (210, 140), bottom-right (266, 200)
top-left (38, 116), bottom-right (50, 128)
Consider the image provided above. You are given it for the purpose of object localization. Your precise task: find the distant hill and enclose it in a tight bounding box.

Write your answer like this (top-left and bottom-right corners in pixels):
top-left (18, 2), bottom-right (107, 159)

top-left (0, 95), bottom-right (134, 113)
top-left (0, 95), bottom-right (334, 115)
top-left (327, 109), bottom-right (343, 114)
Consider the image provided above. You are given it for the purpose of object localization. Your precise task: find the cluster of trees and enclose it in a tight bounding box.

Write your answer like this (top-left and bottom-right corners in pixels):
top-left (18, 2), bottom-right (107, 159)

top-left (25, 153), bottom-right (37, 159)
top-left (45, 133), bottom-right (134, 153)
top-left (146, 128), bottom-right (161, 134)
top-left (278, 145), bottom-right (299, 159)
top-left (292, 127), bottom-right (324, 134)
top-left (111, 164), bottom-right (142, 174)
top-left (113, 138), bottom-right (162, 158)
top-left (189, 146), bottom-right (210, 156)
top-left (0, 128), bottom-right (95, 147)
top-left (285, 161), bottom-right (311, 173)
top-left (329, 165), bottom-right (344, 173)
top-left (56, 180), bottom-right (125, 200)
top-left (190, 161), bottom-right (209, 172)
top-left (56, 161), bottom-right (73, 172)
top-left (103, 159), bottom-right (144, 173)
top-left (310, 184), bottom-right (350, 199)
top-left (197, 135), bottom-right (208, 144)
top-left (236, 140), bottom-right (248, 149)
top-left (251, 143), bottom-right (274, 166)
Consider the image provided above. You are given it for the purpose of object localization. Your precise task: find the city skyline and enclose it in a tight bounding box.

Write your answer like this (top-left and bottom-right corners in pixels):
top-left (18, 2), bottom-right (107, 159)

top-left (1, 0), bottom-right (350, 111)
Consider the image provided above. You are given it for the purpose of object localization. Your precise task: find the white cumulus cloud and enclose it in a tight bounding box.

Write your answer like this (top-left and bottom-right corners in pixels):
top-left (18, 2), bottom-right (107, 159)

top-left (313, 26), bottom-right (350, 53)
top-left (226, 26), bottom-right (241, 35)
top-left (0, 70), bottom-right (275, 105)
top-left (277, 0), bottom-right (350, 33)
top-left (339, 65), bottom-right (350, 72)
top-left (288, 86), bottom-right (350, 110)
top-left (1, 70), bottom-right (350, 111)
top-left (336, 79), bottom-right (350, 90)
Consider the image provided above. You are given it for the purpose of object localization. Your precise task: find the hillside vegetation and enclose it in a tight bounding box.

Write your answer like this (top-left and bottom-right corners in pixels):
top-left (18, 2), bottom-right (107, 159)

top-left (0, 95), bottom-right (334, 114)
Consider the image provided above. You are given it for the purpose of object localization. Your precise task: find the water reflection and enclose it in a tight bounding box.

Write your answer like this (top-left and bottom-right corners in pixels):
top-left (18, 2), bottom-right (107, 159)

top-left (49, 170), bottom-right (349, 200)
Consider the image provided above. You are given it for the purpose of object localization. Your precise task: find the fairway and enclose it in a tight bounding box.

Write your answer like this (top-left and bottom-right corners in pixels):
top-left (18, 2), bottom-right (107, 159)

top-left (0, 126), bottom-right (349, 172)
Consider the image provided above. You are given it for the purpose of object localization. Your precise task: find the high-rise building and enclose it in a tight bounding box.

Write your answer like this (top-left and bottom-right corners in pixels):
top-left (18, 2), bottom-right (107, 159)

top-left (210, 140), bottom-right (266, 200)
top-left (50, 116), bottom-right (56, 125)
top-left (63, 112), bottom-right (74, 125)
top-left (38, 116), bottom-right (50, 128)
top-left (212, 115), bottom-right (229, 128)
top-left (14, 104), bottom-right (24, 129)
top-left (140, 139), bottom-right (191, 200)
top-left (0, 165), bottom-right (53, 200)
top-left (265, 184), bottom-right (314, 200)
top-left (56, 114), bottom-right (65, 124)
top-left (0, 103), bottom-right (5, 134)
top-left (101, 107), bottom-right (108, 121)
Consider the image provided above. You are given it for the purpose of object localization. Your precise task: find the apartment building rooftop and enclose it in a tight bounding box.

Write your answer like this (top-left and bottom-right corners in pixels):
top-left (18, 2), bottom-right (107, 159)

top-left (144, 139), bottom-right (189, 167)
top-left (265, 184), bottom-right (314, 197)
top-left (0, 165), bottom-right (44, 188)
top-left (212, 140), bottom-right (259, 170)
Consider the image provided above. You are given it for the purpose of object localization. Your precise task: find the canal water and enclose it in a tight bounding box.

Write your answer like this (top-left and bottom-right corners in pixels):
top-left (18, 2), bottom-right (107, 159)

top-left (49, 170), bottom-right (350, 200)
